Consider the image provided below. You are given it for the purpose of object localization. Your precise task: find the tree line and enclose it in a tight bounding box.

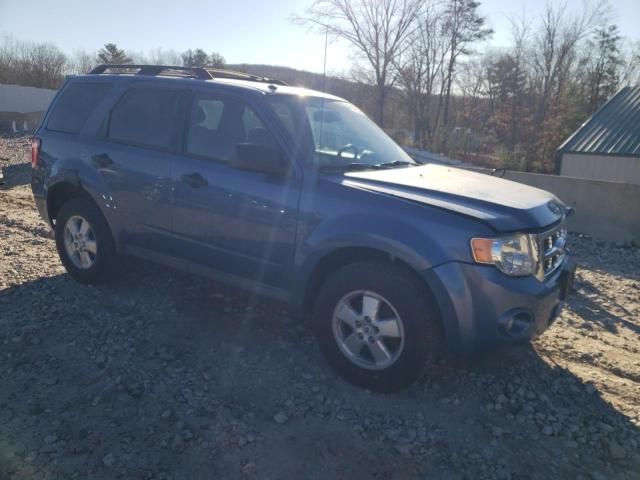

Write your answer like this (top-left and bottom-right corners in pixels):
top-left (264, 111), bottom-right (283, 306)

top-left (298, 0), bottom-right (639, 172)
top-left (0, 36), bottom-right (225, 89)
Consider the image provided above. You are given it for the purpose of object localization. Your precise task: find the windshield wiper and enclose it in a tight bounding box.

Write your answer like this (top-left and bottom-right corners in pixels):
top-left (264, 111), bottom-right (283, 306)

top-left (375, 160), bottom-right (416, 168)
top-left (319, 163), bottom-right (386, 172)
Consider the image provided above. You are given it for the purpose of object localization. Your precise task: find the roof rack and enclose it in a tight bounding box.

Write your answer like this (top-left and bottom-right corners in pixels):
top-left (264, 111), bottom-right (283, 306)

top-left (90, 64), bottom-right (213, 80)
top-left (204, 68), bottom-right (288, 86)
top-left (89, 64), bottom-right (287, 85)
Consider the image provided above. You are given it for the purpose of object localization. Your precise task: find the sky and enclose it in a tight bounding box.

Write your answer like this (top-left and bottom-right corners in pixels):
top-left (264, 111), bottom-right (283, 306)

top-left (1, 0), bottom-right (638, 75)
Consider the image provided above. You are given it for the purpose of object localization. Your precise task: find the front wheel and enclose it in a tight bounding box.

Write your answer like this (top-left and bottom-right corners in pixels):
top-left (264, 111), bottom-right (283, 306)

top-left (313, 261), bottom-right (442, 392)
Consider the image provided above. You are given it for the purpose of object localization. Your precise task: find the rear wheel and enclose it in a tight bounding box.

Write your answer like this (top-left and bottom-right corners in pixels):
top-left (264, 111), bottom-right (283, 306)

top-left (313, 261), bottom-right (442, 392)
top-left (54, 197), bottom-right (116, 284)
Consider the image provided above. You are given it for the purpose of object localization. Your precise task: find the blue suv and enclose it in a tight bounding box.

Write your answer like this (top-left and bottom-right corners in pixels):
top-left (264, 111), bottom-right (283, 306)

top-left (31, 65), bottom-right (575, 392)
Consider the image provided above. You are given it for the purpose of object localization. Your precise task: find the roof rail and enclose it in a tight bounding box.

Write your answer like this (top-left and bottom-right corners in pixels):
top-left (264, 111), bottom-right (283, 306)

top-left (90, 64), bottom-right (213, 80)
top-left (89, 64), bottom-right (288, 85)
top-left (204, 68), bottom-right (288, 86)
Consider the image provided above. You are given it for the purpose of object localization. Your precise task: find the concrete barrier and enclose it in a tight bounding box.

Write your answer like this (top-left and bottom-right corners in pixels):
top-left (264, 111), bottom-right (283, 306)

top-left (500, 170), bottom-right (640, 243)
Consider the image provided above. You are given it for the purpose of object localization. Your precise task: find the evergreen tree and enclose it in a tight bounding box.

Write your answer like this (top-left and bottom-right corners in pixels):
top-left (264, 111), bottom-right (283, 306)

top-left (97, 43), bottom-right (131, 64)
top-left (182, 49), bottom-right (209, 67)
top-left (584, 25), bottom-right (624, 113)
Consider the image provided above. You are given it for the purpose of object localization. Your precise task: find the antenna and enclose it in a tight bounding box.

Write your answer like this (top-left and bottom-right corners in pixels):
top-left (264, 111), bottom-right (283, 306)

top-left (318, 25), bottom-right (329, 153)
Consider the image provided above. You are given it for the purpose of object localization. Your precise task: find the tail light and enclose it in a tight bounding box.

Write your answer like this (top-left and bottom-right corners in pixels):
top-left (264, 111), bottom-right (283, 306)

top-left (31, 138), bottom-right (41, 169)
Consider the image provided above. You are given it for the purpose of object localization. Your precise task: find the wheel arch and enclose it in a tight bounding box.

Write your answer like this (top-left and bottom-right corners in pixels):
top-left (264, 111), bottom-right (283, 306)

top-left (46, 180), bottom-right (92, 224)
top-left (45, 180), bottom-right (119, 252)
top-left (299, 245), bottom-right (452, 364)
top-left (299, 246), bottom-right (442, 322)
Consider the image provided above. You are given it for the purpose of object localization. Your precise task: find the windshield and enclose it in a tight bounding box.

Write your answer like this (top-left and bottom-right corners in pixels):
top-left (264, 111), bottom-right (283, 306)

top-left (266, 96), bottom-right (416, 169)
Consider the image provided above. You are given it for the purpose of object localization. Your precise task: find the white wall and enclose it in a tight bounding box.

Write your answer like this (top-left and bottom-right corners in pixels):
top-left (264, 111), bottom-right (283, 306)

top-left (503, 170), bottom-right (640, 243)
top-left (0, 83), bottom-right (57, 114)
top-left (561, 152), bottom-right (640, 185)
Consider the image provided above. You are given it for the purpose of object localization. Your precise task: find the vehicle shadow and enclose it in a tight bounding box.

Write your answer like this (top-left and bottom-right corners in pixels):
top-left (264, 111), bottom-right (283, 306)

top-left (568, 271), bottom-right (640, 336)
top-left (569, 237), bottom-right (640, 283)
top-left (0, 162), bottom-right (30, 189)
top-left (0, 264), bottom-right (638, 480)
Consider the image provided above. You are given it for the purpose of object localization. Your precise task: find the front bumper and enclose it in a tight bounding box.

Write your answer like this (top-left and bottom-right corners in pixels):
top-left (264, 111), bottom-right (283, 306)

top-left (424, 256), bottom-right (576, 356)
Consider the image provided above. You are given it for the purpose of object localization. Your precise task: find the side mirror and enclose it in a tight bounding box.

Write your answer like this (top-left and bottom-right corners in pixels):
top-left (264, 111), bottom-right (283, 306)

top-left (232, 143), bottom-right (287, 176)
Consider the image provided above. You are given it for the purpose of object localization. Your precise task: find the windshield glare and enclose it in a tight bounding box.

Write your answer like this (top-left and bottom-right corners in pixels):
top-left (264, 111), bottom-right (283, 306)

top-left (268, 96), bottom-right (415, 168)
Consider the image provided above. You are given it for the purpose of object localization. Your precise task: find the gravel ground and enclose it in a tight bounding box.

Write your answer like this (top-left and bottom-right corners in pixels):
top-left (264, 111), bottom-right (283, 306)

top-left (1, 136), bottom-right (639, 480)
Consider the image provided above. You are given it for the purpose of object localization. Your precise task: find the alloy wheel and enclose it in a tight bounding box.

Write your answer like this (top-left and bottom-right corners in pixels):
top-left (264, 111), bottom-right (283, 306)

top-left (332, 290), bottom-right (405, 370)
top-left (63, 215), bottom-right (98, 269)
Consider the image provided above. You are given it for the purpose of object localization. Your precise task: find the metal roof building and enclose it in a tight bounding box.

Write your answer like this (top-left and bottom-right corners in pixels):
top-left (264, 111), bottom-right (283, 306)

top-left (558, 86), bottom-right (640, 185)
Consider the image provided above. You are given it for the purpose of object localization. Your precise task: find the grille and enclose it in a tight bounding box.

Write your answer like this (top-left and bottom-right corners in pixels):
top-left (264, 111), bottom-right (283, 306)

top-left (537, 224), bottom-right (567, 279)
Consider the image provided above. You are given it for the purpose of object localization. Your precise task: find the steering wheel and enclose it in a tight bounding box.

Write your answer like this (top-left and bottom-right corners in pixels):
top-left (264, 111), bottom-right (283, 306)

top-left (337, 144), bottom-right (359, 160)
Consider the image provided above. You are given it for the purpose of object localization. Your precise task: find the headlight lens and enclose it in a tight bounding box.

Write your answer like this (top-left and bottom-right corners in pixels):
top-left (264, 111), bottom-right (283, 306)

top-left (471, 234), bottom-right (538, 276)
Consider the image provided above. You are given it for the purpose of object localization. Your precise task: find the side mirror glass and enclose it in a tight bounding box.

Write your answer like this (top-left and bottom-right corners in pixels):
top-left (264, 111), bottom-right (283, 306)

top-left (232, 143), bottom-right (287, 176)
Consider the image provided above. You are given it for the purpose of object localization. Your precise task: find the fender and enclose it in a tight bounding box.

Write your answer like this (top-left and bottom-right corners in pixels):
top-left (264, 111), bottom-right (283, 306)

top-left (291, 211), bottom-right (472, 353)
top-left (48, 153), bottom-right (115, 201)
top-left (45, 156), bottom-right (120, 245)
top-left (292, 211), bottom-right (453, 306)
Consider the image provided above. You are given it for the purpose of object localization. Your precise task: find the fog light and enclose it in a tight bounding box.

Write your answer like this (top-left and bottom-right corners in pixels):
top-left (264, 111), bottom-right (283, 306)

top-left (498, 309), bottom-right (534, 338)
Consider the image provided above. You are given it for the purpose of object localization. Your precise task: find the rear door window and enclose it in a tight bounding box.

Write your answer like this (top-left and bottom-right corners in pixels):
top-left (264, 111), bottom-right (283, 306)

top-left (108, 87), bottom-right (182, 150)
top-left (46, 82), bottom-right (112, 134)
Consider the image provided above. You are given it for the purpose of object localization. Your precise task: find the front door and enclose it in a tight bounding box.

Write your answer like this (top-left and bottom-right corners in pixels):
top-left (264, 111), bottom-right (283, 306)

top-left (171, 91), bottom-right (301, 290)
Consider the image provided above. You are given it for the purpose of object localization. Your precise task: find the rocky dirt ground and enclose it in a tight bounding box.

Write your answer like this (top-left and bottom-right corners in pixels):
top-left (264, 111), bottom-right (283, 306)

top-left (1, 136), bottom-right (639, 480)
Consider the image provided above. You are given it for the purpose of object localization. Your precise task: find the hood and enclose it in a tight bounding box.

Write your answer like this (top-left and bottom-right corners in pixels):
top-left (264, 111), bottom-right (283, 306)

top-left (341, 164), bottom-right (565, 232)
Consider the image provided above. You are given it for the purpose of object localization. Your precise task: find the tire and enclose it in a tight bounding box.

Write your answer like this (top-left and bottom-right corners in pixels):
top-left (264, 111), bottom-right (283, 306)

top-left (54, 197), bottom-right (116, 284)
top-left (313, 261), bottom-right (442, 393)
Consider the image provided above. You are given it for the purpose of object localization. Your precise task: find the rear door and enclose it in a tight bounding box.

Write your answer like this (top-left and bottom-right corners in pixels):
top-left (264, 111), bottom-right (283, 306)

top-left (94, 83), bottom-right (187, 254)
top-left (170, 90), bottom-right (301, 290)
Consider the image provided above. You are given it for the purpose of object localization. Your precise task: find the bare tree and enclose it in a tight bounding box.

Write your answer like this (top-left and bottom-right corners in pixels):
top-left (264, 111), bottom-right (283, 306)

top-left (0, 34), bottom-right (66, 89)
top-left (209, 52), bottom-right (226, 68)
top-left (529, 1), bottom-right (603, 169)
top-left (438, 0), bottom-right (492, 153)
top-left (398, 1), bottom-right (449, 147)
top-left (296, 0), bottom-right (422, 127)
top-left (454, 56), bottom-right (488, 159)
top-left (147, 48), bottom-right (184, 66)
top-left (67, 50), bottom-right (96, 75)
top-left (483, 13), bottom-right (532, 164)
top-left (620, 40), bottom-right (640, 87)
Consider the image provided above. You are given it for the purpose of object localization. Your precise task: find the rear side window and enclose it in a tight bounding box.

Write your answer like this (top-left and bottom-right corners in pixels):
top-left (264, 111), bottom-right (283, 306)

top-left (46, 82), bottom-right (112, 134)
top-left (108, 87), bottom-right (182, 150)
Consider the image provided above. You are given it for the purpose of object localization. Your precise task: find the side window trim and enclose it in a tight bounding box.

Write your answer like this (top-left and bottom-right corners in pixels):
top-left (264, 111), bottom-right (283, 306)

top-left (106, 84), bottom-right (187, 154)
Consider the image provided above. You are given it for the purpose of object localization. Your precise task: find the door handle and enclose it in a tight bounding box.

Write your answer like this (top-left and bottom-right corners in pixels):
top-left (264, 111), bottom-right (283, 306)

top-left (92, 153), bottom-right (114, 168)
top-left (180, 172), bottom-right (208, 188)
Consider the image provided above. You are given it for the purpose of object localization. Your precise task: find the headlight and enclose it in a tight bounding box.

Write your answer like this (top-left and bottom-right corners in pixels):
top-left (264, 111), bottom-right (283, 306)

top-left (470, 234), bottom-right (538, 276)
